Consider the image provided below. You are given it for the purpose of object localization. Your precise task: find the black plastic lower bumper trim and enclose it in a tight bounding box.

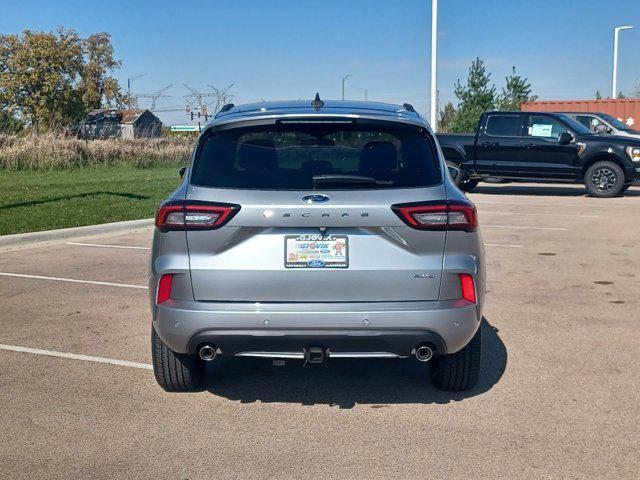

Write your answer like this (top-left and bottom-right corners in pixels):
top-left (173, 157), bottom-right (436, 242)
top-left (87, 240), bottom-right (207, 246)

top-left (186, 329), bottom-right (447, 357)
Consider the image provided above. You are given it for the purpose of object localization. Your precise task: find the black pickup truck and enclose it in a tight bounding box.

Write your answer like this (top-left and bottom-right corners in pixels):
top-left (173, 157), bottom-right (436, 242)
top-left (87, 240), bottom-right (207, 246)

top-left (437, 111), bottom-right (640, 197)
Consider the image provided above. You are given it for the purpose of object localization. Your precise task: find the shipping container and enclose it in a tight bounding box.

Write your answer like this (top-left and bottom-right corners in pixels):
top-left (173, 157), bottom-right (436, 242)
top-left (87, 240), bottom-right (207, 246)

top-left (521, 99), bottom-right (640, 129)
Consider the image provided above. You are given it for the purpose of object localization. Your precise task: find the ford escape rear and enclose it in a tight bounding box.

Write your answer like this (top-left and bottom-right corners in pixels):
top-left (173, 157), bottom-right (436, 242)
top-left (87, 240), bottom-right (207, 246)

top-left (149, 98), bottom-right (486, 392)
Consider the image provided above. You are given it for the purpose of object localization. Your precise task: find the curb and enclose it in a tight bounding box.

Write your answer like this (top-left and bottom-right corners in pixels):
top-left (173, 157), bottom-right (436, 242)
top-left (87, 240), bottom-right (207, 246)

top-left (0, 218), bottom-right (154, 251)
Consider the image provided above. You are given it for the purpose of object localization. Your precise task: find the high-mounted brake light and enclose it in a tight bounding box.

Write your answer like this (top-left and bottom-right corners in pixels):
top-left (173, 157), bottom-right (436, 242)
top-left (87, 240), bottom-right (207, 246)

top-left (391, 200), bottom-right (477, 232)
top-left (157, 274), bottom-right (174, 304)
top-left (459, 273), bottom-right (477, 304)
top-left (155, 201), bottom-right (240, 231)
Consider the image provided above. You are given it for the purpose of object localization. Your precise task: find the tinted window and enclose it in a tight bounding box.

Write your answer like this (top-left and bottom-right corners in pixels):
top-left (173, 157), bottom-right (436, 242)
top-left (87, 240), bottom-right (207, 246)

top-left (599, 113), bottom-right (629, 131)
top-left (576, 115), bottom-right (606, 133)
top-left (191, 123), bottom-right (442, 189)
top-left (556, 115), bottom-right (590, 135)
top-left (575, 115), bottom-right (593, 130)
top-left (485, 115), bottom-right (522, 136)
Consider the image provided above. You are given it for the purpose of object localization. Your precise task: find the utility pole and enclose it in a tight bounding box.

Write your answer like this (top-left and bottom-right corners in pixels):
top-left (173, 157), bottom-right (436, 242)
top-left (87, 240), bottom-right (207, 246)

top-left (430, 0), bottom-right (438, 132)
top-left (208, 83), bottom-right (235, 112)
top-left (126, 74), bottom-right (145, 110)
top-left (342, 74), bottom-right (352, 100)
top-left (183, 84), bottom-right (216, 112)
top-left (612, 25), bottom-right (633, 98)
top-left (134, 84), bottom-right (173, 111)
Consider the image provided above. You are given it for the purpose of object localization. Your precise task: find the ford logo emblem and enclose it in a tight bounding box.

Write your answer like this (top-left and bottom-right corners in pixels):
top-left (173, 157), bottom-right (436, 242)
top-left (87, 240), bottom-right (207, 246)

top-left (307, 259), bottom-right (325, 268)
top-left (302, 194), bottom-right (330, 204)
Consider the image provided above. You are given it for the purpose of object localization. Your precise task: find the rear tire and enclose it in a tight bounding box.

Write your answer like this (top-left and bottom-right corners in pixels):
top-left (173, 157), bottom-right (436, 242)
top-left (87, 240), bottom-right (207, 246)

top-left (152, 327), bottom-right (205, 392)
top-left (584, 161), bottom-right (625, 198)
top-left (430, 323), bottom-right (482, 391)
top-left (459, 178), bottom-right (479, 192)
top-left (446, 160), bottom-right (477, 192)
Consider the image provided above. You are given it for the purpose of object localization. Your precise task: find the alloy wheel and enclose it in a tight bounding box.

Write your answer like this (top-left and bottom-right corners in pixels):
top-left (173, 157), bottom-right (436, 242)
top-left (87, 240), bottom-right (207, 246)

top-left (591, 167), bottom-right (617, 192)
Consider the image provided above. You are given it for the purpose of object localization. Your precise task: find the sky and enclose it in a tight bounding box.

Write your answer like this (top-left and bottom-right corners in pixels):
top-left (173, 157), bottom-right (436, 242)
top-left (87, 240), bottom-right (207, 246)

top-left (2, 0), bottom-right (640, 125)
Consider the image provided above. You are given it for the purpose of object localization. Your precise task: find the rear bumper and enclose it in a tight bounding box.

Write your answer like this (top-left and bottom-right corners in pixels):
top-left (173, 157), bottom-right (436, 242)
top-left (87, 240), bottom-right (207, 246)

top-left (153, 299), bottom-right (481, 356)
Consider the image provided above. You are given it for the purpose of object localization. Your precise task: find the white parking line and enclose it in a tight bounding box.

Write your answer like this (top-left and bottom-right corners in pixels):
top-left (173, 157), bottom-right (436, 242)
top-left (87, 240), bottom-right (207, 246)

top-left (66, 242), bottom-right (150, 250)
top-left (0, 343), bottom-right (152, 370)
top-left (474, 200), bottom-right (626, 209)
top-left (0, 272), bottom-right (148, 289)
top-left (483, 225), bottom-right (568, 231)
top-left (485, 243), bottom-right (523, 248)
top-left (481, 211), bottom-right (599, 218)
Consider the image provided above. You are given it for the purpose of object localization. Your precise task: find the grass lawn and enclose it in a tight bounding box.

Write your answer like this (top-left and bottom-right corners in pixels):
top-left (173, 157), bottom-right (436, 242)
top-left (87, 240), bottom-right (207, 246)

top-left (0, 164), bottom-right (183, 236)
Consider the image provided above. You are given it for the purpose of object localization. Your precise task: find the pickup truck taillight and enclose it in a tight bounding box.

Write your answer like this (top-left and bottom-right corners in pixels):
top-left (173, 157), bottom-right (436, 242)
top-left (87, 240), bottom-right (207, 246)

top-left (155, 201), bottom-right (240, 231)
top-left (391, 200), bottom-right (478, 232)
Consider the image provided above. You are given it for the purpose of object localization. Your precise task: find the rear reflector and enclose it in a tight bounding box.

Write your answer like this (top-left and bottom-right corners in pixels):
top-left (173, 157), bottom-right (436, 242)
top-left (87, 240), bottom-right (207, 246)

top-left (157, 274), bottom-right (174, 304)
top-left (155, 201), bottom-right (240, 231)
top-left (391, 200), bottom-right (477, 231)
top-left (459, 273), bottom-right (476, 304)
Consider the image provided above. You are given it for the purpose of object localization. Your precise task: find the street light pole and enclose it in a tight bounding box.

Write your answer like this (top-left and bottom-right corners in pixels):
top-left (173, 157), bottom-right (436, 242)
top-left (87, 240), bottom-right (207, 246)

top-left (430, 0), bottom-right (438, 132)
top-left (342, 74), bottom-right (352, 100)
top-left (612, 25), bottom-right (633, 99)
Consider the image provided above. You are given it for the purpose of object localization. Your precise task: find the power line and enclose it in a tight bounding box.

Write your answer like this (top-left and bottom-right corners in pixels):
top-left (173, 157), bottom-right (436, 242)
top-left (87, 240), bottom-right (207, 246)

top-left (133, 84), bottom-right (173, 111)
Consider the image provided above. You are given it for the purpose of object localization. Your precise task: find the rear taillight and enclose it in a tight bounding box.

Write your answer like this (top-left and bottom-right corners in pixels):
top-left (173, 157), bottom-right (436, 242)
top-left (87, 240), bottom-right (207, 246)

top-left (157, 274), bottom-right (174, 304)
top-left (459, 273), bottom-right (477, 304)
top-left (155, 201), bottom-right (240, 231)
top-left (391, 200), bottom-right (477, 232)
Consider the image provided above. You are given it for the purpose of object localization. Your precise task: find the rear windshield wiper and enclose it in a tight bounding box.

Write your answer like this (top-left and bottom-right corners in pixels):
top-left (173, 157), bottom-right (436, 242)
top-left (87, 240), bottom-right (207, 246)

top-left (312, 174), bottom-right (394, 187)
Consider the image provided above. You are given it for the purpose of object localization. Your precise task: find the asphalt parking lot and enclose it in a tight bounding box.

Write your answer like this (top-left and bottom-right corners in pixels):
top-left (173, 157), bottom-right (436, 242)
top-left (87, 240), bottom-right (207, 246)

top-left (1, 183), bottom-right (639, 480)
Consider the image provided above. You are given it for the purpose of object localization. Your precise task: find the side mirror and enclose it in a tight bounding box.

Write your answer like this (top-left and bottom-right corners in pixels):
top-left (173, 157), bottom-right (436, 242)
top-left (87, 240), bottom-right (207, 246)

top-left (178, 166), bottom-right (187, 178)
top-left (447, 164), bottom-right (461, 182)
top-left (558, 132), bottom-right (573, 145)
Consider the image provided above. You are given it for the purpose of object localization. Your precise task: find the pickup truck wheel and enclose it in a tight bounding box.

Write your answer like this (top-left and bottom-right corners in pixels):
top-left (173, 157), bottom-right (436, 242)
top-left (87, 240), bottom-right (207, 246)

top-left (459, 178), bottom-right (479, 192)
top-left (585, 161), bottom-right (625, 197)
top-left (429, 323), bottom-right (481, 391)
top-left (152, 327), bottom-right (205, 392)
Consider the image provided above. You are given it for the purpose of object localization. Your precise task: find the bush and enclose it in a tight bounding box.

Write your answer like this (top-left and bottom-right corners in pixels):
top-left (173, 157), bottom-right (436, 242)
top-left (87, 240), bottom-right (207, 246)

top-left (0, 133), bottom-right (194, 170)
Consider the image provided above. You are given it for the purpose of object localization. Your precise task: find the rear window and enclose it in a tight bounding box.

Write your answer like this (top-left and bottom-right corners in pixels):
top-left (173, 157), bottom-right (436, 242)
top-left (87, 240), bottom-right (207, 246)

top-left (191, 122), bottom-right (442, 189)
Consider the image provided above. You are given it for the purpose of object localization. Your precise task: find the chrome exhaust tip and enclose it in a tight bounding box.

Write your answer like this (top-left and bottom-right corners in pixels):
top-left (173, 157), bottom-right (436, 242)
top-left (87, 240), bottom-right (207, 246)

top-left (198, 345), bottom-right (217, 362)
top-left (415, 345), bottom-right (433, 362)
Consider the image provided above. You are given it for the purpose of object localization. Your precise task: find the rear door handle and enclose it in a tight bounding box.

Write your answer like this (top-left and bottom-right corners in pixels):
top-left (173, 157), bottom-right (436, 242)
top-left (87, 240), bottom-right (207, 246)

top-left (525, 143), bottom-right (536, 148)
top-left (481, 141), bottom-right (498, 147)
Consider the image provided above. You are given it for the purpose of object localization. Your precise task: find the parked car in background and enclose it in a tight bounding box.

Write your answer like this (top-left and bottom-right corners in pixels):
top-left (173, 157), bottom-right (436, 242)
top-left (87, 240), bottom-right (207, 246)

top-left (561, 112), bottom-right (640, 140)
top-left (437, 111), bottom-right (640, 197)
top-left (150, 98), bottom-right (486, 393)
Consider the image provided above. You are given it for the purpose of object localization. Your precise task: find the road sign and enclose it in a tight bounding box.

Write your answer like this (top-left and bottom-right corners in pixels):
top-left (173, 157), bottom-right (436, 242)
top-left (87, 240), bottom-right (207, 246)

top-left (170, 125), bottom-right (201, 132)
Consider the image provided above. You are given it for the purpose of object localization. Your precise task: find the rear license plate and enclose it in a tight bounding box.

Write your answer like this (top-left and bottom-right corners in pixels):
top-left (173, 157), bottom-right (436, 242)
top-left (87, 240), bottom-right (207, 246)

top-left (285, 234), bottom-right (348, 268)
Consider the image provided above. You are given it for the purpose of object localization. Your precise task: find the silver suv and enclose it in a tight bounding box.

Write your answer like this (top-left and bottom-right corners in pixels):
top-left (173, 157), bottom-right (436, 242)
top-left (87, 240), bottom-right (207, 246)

top-left (150, 98), bottom-right (486, 392)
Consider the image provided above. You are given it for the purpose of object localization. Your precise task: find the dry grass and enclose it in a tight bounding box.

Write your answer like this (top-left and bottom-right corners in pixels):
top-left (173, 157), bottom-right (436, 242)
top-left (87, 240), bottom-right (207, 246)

top-left (0, 134), bottom-right (194, 170)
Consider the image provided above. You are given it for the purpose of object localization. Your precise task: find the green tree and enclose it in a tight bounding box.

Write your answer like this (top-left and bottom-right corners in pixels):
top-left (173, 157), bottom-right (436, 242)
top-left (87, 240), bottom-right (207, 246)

top-left (0, 29), bottom-right (85, 135)
top-left (80, 33), bottom-right (125, 109)
top-left (438, 101), bottom-right (456, 133)
top-left (617, 91), bottom-right (626, 99)
top-left (497, 66), bottom-right (537, 110)
top-left (0, 111), bottom-right (24, 133)
top-left (451, 57), bottom-right (496, 133)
